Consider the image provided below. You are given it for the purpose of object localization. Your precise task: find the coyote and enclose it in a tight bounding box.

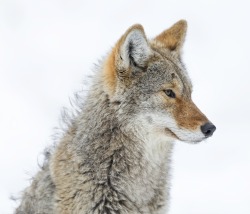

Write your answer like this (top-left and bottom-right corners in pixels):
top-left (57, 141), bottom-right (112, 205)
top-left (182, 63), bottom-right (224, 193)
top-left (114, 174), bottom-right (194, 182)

top-left (15, 20), bottom-right (216, 214)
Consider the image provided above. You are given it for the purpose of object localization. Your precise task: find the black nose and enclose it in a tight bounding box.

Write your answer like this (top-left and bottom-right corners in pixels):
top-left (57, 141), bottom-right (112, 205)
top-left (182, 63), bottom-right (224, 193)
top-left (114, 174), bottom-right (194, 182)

top-left (201, 122), bottom-right (216, 137)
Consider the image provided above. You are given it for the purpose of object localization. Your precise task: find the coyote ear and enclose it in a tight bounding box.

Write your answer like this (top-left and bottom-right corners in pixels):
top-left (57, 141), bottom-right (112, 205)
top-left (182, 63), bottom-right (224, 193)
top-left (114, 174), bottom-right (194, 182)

top-left (103, 25), bottom-right (151, 96)
top-left (154, 20), bottom-right (187, 52)
top-left (118, 24), bottom-right (152, 69)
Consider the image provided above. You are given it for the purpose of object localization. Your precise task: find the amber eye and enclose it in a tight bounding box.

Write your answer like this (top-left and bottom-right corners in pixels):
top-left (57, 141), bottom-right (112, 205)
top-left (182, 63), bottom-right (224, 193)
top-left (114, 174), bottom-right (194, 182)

top-left (164, 89), bottom-right (176, 98)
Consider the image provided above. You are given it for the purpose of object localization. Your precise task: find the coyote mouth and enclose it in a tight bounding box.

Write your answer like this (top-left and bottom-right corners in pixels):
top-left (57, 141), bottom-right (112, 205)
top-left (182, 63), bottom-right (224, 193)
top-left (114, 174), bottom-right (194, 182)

top-left (165, 128), bottom-right (179, 139)
top-left (165, 126), bottom-right (207, 143)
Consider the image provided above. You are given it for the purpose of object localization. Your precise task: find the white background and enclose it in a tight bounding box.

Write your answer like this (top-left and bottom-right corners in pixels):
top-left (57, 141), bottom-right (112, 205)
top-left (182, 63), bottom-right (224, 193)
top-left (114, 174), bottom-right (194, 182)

top-left (1, 0), bottom-right (250, 213)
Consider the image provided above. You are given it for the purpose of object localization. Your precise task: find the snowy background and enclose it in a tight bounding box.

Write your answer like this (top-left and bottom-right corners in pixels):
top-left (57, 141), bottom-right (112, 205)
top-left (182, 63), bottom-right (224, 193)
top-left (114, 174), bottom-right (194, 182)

top-left (1, 0), bottom-right (250, 213)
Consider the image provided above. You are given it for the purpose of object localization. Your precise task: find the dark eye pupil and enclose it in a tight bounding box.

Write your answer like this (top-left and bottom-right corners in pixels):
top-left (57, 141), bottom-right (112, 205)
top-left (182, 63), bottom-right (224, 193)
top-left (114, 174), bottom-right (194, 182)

top-left (165, 89), bottom-right (176, 98)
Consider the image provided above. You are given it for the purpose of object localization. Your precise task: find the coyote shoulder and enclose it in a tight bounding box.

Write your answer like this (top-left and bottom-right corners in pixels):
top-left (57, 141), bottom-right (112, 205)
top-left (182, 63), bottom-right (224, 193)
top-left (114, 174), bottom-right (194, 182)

top-left (15, 20), bottom-right (216, 214)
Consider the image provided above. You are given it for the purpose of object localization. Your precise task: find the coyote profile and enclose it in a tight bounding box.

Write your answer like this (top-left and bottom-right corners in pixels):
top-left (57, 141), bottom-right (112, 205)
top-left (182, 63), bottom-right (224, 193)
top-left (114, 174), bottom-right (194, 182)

top-left (15, 20), bottom-right (216, 214)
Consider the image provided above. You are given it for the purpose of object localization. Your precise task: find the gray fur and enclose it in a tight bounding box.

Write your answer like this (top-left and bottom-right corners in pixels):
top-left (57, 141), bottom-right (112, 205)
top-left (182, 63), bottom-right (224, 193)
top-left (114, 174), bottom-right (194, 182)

top-left (15, 21), bottom-right (214, 214)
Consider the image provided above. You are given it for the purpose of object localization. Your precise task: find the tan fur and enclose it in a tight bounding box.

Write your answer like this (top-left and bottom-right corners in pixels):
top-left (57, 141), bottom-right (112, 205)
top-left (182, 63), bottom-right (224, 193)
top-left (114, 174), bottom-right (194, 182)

top-left (173, 99), bottom-right (208, 130)
top-left (160, 79), bottom-right (208, 131)
top-left (155, 20), bottom-right (187, 51)
top-left (50, 133), bottom-right (94, 213)
top-left (103, 49), bottom-right (117, 96)
top-left (103, 24), bottom-right (147, 96)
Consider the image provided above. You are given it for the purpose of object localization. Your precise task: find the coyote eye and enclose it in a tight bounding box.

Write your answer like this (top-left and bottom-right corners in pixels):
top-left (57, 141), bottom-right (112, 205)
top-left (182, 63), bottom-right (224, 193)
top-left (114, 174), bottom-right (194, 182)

top-left (164, 89), bottom-right (176, 98)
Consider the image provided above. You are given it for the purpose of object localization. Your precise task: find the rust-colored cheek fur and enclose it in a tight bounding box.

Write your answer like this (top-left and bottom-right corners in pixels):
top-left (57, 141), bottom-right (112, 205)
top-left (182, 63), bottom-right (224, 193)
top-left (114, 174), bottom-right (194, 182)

top-left (173, 98), bottom-right (208, 130)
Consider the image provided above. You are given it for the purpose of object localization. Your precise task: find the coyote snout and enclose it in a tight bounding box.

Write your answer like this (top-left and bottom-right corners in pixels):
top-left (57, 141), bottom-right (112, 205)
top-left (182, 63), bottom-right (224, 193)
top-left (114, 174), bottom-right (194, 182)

top-left (169, 97), bottom-right (216, 143)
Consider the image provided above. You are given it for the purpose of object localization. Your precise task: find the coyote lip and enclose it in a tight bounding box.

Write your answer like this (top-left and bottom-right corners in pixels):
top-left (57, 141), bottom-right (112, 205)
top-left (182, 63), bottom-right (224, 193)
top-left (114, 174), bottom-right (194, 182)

top-left (165, 128), bottom-right (206, 143)
top-left (165, 128), bottom-right (179, 139)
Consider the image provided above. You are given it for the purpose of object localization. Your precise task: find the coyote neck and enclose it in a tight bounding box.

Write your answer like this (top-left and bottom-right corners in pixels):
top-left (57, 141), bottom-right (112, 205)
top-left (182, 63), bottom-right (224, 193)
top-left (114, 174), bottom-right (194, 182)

top-left (59, 82), bottom-right (174, 211)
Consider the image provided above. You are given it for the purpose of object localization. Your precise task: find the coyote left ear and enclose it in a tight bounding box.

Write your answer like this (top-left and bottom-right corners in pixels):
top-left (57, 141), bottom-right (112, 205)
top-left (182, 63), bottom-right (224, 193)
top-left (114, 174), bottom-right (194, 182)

top-left (117, 24), bottom-right (152, 69)
top-left (103, 24), bottom-right (151, 96)
top-left (154, 20), bottom-right (187, 52)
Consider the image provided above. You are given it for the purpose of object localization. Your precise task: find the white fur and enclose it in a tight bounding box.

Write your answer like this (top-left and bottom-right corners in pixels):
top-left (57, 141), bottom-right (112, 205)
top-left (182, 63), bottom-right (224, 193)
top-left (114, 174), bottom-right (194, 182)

top-left (135, 112), bottom-right (205, 145)
top-left (131, 114), bottom-right (173, 165)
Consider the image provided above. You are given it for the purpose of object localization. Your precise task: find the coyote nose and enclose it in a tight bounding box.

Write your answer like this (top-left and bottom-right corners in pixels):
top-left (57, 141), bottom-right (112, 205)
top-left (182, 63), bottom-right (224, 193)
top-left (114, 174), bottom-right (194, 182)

top-left (201, 122), bottom-right (216, 137)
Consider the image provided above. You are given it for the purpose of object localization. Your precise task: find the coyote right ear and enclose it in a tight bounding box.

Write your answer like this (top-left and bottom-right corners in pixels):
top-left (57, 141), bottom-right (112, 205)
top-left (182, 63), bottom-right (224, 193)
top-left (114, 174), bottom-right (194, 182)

top-left (154, 20), bottom-right (187, 52)
top-left (103, 24), bottom-right (152, 96)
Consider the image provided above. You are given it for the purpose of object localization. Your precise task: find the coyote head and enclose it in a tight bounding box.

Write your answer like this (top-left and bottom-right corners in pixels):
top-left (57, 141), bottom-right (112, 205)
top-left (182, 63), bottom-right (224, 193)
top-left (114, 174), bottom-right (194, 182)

top-left (102, 20), bottom-right (216, 143)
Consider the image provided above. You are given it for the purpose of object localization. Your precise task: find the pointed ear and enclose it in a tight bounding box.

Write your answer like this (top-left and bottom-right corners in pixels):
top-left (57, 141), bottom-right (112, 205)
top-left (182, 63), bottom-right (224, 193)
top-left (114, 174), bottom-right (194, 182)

top-left (154, 20), bottom-right (187, 52)
top-left (117, 24), bottom-right (152, 69)
top-left (103, 24), bottom-right (151, 96)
